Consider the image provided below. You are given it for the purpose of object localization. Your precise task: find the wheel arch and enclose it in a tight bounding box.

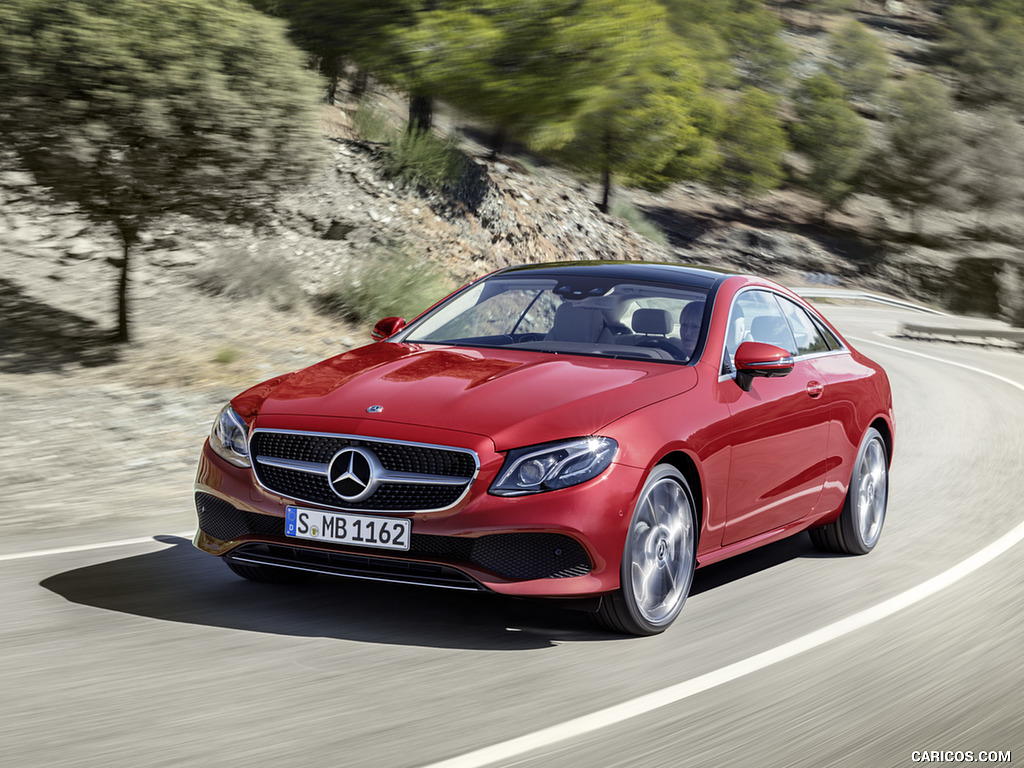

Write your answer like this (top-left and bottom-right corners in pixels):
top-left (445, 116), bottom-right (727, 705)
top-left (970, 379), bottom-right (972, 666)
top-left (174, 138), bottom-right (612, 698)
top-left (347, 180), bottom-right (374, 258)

top-left (869, 416), bottom-right (894, 466)
top-left (655, 450), bottom-right (704, 541)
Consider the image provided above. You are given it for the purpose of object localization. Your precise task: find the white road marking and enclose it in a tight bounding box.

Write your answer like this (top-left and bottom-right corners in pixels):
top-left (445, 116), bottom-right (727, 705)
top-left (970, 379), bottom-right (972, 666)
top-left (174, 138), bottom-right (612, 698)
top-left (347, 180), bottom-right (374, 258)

top-left (416, 338), bottom-right (1024, 768)
top-left (2, 336), bottom-right (1020, 768)
top-left (851, 335), bottom-right (1024, 393)
top-left (0, 531), bottom-right (195, 562)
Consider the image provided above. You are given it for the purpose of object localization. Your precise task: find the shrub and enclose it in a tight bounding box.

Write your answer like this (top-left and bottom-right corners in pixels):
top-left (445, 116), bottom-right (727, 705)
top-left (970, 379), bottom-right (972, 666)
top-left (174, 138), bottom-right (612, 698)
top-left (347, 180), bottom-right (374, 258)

top-left (351, 99), bottom-right (396, 144)
top-left (193, 246), bottom-right (304, 310)
top-left (213, 346), bottom-right (242, 364)
top-left (319, 247), bottom-right (450, 325)
top-left (610, 199), bottom-right (669, 245)
top-left (382, 129), bottom-right (466, 191)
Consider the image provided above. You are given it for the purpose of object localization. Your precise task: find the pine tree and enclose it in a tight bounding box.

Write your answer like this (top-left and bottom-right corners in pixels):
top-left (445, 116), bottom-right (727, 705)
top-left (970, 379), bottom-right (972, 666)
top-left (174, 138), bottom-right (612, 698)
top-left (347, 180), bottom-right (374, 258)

top-left (791, 73), bottom-right (869, 214)
top-left (939, 5), bottom-right (1024, 108)
top-left (531, 3), bottom-right (718, 211)
top-left (0, 0), bottom-right (325, 342)
top-left (658, 0), bottom-right (792, 88)
top-left (871, 74), bottom-right (966, 234)
top-left (826, 20), bottom-right (889, 102)
top-left (960, 108), bottom-right (1024, 223)
top-left (715, 88), bottom-right (789, 197)
top-left (256, 0), bottom-right (431, 126)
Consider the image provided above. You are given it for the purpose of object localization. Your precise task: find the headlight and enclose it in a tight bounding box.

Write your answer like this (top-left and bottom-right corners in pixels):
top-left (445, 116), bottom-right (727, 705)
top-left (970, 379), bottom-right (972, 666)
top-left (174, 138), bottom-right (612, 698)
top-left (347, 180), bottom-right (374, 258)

top-left (209, 404), bottom-right (251, 468)
top-left (490, 437), bottom-right (617, 496)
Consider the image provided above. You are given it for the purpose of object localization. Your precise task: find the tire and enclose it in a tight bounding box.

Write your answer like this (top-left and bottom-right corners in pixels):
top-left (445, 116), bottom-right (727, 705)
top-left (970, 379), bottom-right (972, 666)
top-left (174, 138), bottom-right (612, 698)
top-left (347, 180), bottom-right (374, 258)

top-left (809, 427), bottom-right (888, 555)
top-left (225, 559), bottom-right (317, 584)
top-left (595, 465), bottom-right (697, 635)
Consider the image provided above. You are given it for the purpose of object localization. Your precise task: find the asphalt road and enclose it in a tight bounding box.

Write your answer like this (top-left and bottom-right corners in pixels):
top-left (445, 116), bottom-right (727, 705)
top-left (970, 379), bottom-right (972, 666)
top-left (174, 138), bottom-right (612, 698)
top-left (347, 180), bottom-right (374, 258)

top-left (2, 305), bottom-right (1021, 768)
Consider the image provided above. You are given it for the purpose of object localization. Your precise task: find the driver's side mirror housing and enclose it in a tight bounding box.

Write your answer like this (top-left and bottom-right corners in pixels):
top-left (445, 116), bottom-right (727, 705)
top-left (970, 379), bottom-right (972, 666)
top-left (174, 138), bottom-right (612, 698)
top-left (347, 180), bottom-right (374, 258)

top-left (733, 341), bottom-right (795, 392)
top-left (371, 316), bottom-right (406, 341)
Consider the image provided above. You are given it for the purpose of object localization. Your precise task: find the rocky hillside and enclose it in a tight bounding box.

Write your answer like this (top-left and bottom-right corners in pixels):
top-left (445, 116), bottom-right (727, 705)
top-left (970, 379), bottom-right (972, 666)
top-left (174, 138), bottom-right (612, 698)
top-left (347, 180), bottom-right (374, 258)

top-left (2, 97), bottom-right (1022, 534)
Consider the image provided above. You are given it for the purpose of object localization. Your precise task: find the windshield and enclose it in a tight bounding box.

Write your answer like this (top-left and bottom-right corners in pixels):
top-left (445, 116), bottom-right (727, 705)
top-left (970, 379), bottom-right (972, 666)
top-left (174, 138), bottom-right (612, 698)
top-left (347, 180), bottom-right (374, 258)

top-left (395, 274), bottom-right (710, 363)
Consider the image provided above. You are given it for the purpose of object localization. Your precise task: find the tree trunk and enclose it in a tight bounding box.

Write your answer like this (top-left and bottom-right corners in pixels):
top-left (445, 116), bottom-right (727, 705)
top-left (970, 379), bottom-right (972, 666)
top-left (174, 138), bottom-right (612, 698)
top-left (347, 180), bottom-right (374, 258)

top-left (598, 129), bottom-right (612, 214)
top-left (489, 125), bottom-right (508, 159)
top-left (600, 163), bottom-right (611, 214)
top-left (115, 227), bottom-right (137, 343)
top-left (321, 55), bottom-right (344, 104)
top-left (408, 94), bottom-right (432, 133)
top-left (351, 68), bottom-right (369, 99)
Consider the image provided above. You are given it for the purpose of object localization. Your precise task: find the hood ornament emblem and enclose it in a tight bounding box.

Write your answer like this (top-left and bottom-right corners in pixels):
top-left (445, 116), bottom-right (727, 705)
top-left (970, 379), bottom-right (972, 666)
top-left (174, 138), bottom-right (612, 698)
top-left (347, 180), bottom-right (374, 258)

top-left (327, 447), bottom-right (380, 501)
top-left (366, 405), bottom-right (384, 414)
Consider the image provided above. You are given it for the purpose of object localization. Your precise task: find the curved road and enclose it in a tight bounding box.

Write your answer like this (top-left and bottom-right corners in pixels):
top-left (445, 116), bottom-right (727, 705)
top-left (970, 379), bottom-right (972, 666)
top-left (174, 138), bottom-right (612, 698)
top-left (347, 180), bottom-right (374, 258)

top-left (1, 306), bottom-right (1022, 768)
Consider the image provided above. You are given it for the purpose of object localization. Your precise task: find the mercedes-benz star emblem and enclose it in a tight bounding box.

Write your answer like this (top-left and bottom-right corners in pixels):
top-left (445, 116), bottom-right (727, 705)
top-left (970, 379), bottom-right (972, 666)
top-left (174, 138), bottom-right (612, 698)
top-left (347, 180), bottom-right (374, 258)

top-left (327, 447), bottom-right (381, 502)
top-left (366, 405), bottom-right (384, 414)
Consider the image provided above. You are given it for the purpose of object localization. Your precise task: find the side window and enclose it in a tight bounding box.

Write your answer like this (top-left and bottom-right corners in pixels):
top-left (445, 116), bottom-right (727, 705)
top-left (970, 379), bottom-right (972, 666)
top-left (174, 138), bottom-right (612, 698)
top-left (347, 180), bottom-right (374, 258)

top-left (815, 317), bottom-right (843, 351)
top-left (778, 298), bottom-right (830, 356)
top-left (723, 290), bottom-right (797, 373)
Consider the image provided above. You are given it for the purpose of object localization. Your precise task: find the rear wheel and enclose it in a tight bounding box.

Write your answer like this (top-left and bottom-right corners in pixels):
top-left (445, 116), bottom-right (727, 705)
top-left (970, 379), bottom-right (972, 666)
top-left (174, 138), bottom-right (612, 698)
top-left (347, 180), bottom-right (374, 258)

top-left (810, 427), bottom-right (888, 555)
top-left (595, 465), bottom-right (697, 635)
top-left (225, 559), bottom-right (317, 584)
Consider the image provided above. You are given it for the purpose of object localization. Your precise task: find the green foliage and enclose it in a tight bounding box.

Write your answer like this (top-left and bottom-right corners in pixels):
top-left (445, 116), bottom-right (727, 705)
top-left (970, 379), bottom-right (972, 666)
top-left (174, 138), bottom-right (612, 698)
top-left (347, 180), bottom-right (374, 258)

top-left (938, 5), bottom-right (1024, 108)
top-left (871, 73), bottom-right (966, 233)
top-left (213, 346), bottom-right (243, 365)
top-left (381, 129), bottom-right (467, 191)
top-left (791, 74), bottom-right (869, 213)
top-left (826, 20), bottom-right (889, 101)
top-left (535, 4), bottom-right (719, 209)
top-left (320, 248), bottom-right (450, 325)
top-left (352, 98), bottom-right (398, 144)
top-left (714, 88), bottom-right (789, 197)
top-left (252, 0), bottom-right (419, 88)
top-left (609, 200), bottom-right (669, 245)
top-left (0, 0), bottom-right (325, 341)
top-left (350, 94), bottom-right (464, 191)
top-left (400, 0), bottom-right (650, 149)
top-left (658, 0), bottom-right (793, 88)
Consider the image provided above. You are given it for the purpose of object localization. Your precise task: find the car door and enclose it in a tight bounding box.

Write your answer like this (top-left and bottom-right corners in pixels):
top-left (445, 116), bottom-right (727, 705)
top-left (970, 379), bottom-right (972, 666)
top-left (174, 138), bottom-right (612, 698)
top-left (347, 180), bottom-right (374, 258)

top-left (718, 289), bottom-right (832, 546)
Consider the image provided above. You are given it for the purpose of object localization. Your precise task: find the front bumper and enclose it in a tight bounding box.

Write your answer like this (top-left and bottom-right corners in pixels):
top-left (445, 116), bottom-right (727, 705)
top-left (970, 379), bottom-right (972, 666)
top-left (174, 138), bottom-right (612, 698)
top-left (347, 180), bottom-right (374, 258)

top-left (194, 440), bottom-right (645, 597)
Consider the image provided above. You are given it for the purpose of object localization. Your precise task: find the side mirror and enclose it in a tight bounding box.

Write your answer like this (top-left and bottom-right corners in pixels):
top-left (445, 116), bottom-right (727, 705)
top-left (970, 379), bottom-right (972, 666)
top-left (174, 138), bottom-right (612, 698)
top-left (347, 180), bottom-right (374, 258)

top-left (734, 341), bottom-right (795, 392)
top-left (371, 316), bottom-right (406, 341)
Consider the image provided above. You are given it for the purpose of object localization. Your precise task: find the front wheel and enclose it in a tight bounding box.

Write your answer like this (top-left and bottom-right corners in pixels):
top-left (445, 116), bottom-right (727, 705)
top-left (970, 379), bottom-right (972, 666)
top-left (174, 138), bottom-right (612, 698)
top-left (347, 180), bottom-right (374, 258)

top-left (810, 427), bottom-right (888, 555)
top-left (595, 465), bottom-right (697, 635)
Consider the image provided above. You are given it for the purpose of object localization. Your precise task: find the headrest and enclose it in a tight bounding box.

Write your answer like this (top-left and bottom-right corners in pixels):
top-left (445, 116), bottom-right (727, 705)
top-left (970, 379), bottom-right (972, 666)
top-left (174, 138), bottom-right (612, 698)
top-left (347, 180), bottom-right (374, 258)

top-left (632, 308), bottom-right (672, 335)
top-left (549, 303), bottom-right (605, 342)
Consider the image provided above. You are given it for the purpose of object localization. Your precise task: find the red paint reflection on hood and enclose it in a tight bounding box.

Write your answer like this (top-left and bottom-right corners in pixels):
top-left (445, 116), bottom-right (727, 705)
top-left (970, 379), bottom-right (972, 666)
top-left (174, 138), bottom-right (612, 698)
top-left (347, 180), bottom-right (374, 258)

top-left (241, 343), bottom-right (697, 449)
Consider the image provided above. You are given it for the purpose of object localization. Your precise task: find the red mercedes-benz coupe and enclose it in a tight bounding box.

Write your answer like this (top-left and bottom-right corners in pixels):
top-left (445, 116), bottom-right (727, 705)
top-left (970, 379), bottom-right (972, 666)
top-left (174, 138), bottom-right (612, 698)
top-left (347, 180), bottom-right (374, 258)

top-left (194, 261), bottom-right (893, 635)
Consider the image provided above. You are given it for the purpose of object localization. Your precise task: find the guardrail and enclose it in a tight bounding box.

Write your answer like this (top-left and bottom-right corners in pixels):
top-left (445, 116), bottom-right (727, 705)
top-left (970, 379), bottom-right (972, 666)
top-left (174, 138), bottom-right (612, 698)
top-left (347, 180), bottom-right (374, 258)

top-left (794, 288), bottom-right (947, 315)
top-left (900, 324), bottom-right (1024, 348)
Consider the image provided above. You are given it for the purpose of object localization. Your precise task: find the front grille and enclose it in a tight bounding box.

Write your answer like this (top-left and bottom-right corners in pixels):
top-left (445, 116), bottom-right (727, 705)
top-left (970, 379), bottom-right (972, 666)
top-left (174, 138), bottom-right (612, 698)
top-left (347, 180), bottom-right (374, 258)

top-left (249, 430), bottom-right (477, 512)
top-left (256, 465), bottom-right (465, 511)
top-left (251, 431), bottom-right (477, 476)
top-left (196, 493), bottom-right (592, 581)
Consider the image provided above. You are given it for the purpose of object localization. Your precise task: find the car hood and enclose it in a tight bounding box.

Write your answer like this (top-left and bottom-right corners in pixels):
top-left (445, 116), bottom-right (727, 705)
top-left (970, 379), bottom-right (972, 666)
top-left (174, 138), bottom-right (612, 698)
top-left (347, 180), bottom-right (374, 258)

top-left (242, 343), bottom-right (697, 450)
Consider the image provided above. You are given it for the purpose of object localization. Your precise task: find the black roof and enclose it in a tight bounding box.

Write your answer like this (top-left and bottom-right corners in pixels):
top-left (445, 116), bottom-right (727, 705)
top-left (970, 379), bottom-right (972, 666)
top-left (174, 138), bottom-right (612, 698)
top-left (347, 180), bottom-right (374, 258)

top-left (494, 260), bottom-right (734, 290)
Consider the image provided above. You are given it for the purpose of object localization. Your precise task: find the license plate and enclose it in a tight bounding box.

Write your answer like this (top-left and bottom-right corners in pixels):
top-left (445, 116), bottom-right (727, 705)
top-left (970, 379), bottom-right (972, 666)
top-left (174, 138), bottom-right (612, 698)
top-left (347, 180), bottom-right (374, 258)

top-left (285, 507), bottom-right (411, 551)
